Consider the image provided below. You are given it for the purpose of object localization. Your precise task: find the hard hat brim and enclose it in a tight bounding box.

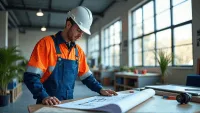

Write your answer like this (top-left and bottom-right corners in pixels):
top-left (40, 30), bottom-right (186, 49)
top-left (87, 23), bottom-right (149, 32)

top-left (78, 25), bottom-right (91, 35)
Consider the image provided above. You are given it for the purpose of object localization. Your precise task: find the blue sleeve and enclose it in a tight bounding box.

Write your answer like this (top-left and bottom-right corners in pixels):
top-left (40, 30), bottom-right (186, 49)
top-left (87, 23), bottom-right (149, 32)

top-left (23, 72), bottom-right (49, 100)
top-left (81, 74), bottom-right (103, 94)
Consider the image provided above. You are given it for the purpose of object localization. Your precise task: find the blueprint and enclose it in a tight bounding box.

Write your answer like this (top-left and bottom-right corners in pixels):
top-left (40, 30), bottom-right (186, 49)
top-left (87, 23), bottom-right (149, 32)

top-left (55, 93), bottom-right (132, 109)
top-left (54, 89), bottom-right (155, 113)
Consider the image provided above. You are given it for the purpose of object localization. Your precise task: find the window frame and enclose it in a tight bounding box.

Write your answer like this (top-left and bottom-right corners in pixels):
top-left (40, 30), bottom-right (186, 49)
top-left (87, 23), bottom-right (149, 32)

top-left (131, 0), bottom-right (193, 67)
top-left (102, 20), bottom-right (122, 67)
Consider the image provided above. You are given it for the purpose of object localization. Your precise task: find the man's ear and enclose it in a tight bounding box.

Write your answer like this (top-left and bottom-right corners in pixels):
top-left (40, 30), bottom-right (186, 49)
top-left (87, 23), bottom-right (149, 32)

top-left (66, 21), bottom-right (72, 29)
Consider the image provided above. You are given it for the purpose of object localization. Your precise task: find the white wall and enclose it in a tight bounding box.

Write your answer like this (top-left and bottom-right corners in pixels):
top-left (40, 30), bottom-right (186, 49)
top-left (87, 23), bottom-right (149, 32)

top-left (90, 0), bottom-right (199, 85)
top-left (0, 11), bottom-right (8, 47)
top-left (19, 30), bottom-right (87, 60)
top-left (8, 28), bottom-right (19, 47)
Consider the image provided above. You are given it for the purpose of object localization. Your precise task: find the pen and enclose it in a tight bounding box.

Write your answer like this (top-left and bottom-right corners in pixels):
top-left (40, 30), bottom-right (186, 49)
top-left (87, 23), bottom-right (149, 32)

top-left (163, 95), bottom-right (176, 100)
top-left (185, 89), bottom-right (200, 91)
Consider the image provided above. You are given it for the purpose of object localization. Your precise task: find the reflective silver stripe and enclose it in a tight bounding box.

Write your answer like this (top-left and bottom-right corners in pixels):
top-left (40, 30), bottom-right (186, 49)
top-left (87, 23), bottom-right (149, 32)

top-left (48, 66), bottom-right (55, 73)
top-left (79, 70), bottom-right (92, 80)
top-left (26, 66), bottom-right (44, 77)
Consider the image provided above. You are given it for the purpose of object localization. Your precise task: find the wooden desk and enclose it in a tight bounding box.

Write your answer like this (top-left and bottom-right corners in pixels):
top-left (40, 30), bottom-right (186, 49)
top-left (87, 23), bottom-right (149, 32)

top-left (28, 90), bottom-right (200, 113)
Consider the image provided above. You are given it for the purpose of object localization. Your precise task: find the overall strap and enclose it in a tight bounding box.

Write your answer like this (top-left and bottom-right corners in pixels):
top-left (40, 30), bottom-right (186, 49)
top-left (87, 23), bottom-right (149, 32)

top-left (51, 35), bottom-right (62, 60)
top-left (74, 45), bottom-right (79, 72)
top-left (74, 45), bottom-right (79, 64)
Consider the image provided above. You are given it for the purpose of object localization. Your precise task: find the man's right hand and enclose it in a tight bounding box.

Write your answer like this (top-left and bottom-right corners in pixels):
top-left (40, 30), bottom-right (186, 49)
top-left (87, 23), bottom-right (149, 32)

top-left (42, 96), bottom-right (61, 105)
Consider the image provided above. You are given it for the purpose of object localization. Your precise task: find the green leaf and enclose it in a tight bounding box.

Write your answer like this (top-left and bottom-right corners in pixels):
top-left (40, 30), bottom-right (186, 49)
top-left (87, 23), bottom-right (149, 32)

top-left (155, 50), bottom-right (172, 77)
top-left (0, 46), bottom-right (25, 95)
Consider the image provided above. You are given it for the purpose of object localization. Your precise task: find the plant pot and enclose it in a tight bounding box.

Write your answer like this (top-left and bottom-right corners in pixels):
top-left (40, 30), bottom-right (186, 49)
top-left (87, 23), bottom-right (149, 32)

top-left (133, 69), bottom-right (138, 74)
top-left (0, 94), bottom-right (10, 107)
top-left (161, 76), bottom-right (165, 84)
top-left (142, 69), bottom-right (147, 74)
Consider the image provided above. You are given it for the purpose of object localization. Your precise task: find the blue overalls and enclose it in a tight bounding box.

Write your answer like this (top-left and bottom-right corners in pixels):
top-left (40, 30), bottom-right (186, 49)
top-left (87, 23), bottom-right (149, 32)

top-left (36, 35), bottom-right (79, 103)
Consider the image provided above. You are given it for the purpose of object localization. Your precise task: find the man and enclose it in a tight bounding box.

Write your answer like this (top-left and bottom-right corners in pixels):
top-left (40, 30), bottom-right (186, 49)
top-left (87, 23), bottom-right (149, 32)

top-left (24, 6), bottom-right (117, 105)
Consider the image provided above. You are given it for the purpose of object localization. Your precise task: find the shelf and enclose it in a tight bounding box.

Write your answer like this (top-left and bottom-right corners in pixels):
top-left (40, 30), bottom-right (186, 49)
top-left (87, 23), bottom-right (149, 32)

top-left (114, 72), bottom-right (160, 91)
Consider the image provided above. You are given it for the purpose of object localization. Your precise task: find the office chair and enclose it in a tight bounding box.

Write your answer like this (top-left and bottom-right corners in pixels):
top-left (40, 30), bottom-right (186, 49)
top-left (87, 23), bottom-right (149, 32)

top-left (186, 58), bottom-right (200, 87)
top-left (186, 74), bottom-right (200, 87)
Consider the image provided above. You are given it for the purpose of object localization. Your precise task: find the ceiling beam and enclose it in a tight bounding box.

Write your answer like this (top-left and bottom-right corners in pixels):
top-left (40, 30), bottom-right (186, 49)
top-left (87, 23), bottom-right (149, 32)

top-left (2, 0), bottom-right (20, 25)
top-left (101, 0), bottom-right (116, 17)
top-left (47, 0), bottom-right (52, 27)
top-left (79, 0), bottom-right (84, 6)
top-left (21, 0), bottom-right (31, 27)
top-left (101, 0), bottom-right (128, 17)
top-left (0, 0), bottom-right (25, 32)
top-left (18, 25), bottom-right (63, 31)
top-left (6, 6), bottom-right (103, 17)
top-left (0, 0), bottom-right (17, 27)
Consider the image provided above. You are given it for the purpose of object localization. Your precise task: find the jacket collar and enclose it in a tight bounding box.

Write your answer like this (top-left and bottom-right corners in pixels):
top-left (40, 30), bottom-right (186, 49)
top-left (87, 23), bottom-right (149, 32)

top-left (55, 31), bottom-right (76, 47)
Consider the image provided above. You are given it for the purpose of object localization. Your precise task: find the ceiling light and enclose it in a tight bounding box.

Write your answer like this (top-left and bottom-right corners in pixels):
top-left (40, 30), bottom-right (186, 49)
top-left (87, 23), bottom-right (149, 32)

top-left (36, 9), bottom-right (44, 16)
top-left (41, 26), bottom-right (46, 31)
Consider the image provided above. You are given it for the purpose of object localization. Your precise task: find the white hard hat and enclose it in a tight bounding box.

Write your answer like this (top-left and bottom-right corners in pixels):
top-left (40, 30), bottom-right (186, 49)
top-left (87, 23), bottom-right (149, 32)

top-left (67, 6), bottom-right (93, 35)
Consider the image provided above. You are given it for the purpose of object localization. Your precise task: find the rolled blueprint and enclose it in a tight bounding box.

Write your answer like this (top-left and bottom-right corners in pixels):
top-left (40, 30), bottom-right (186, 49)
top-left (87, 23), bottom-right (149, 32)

top-left (54, 89), bottom-right (155, 113)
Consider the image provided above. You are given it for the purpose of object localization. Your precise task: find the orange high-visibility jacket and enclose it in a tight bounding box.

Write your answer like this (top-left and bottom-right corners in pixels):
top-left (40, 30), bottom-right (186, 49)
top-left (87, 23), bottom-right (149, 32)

top-left (27, 34), bottom-right (91, 83)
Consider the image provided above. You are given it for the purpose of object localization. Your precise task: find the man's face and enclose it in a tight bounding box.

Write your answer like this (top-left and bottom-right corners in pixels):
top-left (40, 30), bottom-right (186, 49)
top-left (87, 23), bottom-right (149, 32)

top-left (67, 23), bottom-right (84, 42)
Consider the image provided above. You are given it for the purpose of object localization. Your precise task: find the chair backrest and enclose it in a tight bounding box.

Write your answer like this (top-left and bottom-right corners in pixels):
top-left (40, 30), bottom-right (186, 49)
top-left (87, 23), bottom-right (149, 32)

top-left (186, 58), bottom-right (200, 87)
top-left (186, 74), bottom-right (200, 87)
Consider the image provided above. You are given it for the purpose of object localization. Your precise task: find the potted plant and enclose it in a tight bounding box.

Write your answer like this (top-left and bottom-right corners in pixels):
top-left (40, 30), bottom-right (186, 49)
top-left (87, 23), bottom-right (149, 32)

top-left (0, 47), bottom-right (24, 107)
top-left (119, 66), bottom-right (129, 72)
top-left (156, 50), bottom-right (172, 84)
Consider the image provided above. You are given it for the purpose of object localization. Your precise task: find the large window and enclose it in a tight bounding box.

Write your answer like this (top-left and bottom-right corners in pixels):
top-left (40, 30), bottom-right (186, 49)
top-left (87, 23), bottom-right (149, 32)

top-left (88, 34), bottom-right (99, 67)
top-left (103, 20), bottom-right (122, 67)
top-left (132, 0), bottom-right (192, 67)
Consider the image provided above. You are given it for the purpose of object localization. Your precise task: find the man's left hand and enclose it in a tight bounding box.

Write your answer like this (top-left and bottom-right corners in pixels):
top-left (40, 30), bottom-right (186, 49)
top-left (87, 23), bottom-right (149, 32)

top-left (100, 89), bottom-right (118, 96)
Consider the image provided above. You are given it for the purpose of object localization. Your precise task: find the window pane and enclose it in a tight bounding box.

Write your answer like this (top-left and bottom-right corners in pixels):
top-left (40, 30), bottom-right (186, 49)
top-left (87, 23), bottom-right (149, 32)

top-left (115, 33), bottom-right (120, 44)
top-left (110, 26), bottom-right (114, 45)
top-left (109, 47), bottom-right (113, 66)
top-left (105, 29), bottom-right (109, 47)
top-left (157, 29), bottom-right (171, 48)
top-left (134, 52), bottom-right (142, 66)
top-left (133, 8), bottom-right (142, 24)
top-left (114, 21), bottom-right (120, 33)
top-left (143, 1), bottom-right (154, 20)
top-left (156, 48), bottom-right (172, 66)
top-left (156, 0), bottom-right (170, 14)
top-left (144, 34), bottom-right (155, 51)
top-left (95, 35), bottom-right (99, 50)
top-left (133, 23), bottom-right (142, 38)
top-left (114, 45), bottom-right (120, 56)
top-left (173, 0), bottom-right (187, 6)
top-left (144, 17), bottom-right (154, 34)
top-left (113, 45), bottom-right (120, 67)
top-left (144, 51), bottom-right (155, 66)
top-left (173, 0), bottom-right (192, 25)
top-left (105, 48), bottom-right (109, 66)
top-left (174, 45), bottom-right (193, 65)
top-left (134, 39), bottom-right (142, 52)
top-left (115, 56), bottom-right (120, 66)
top-left (156, 10), bottom-right (171, 30)
top-left (174, 24), bottom-right (192, 46)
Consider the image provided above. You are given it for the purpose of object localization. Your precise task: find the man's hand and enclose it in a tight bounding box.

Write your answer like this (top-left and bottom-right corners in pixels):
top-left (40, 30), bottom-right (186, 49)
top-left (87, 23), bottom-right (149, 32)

top-left (100, 89), bottom-right (118, 96)
top-left (42, 96), bottom-right (61, 105)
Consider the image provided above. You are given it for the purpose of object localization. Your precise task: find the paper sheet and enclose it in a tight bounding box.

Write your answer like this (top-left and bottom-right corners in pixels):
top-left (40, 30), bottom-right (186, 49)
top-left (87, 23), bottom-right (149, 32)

top-left (33, 107), bottom-right (89, 113)
top-left (55, 93), bottom-right (132, 109)
top-left (54, 89), bottom-right (155, 113)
